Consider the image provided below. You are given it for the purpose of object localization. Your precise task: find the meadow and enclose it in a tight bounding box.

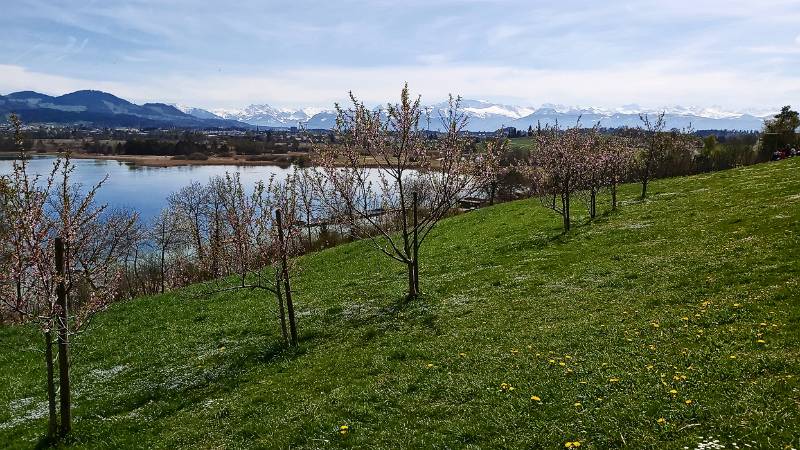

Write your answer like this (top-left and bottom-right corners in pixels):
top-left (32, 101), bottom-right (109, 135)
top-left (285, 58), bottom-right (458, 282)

top-left (1, 158), bottom-right (798, 449)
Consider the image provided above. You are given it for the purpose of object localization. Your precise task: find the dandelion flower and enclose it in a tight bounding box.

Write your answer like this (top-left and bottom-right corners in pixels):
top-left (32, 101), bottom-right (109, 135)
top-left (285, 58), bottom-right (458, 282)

top-left (729, 355), bottom-right (737, 359)
top-left (657, 417), bottom-right (666, 425)
top-left (339, 425), bottom-right (350, 437)
top-left (609, 378), bottom-right (620, 383)
top-left (669, 389), bottom-right (678, 395)
top-left (511, 349), bottom-right (520, 355)
top-left (500, 382), bottom-right (514, 392)
top-left (531, 395), bottom-right (542, 402)
top-left (559, 362), bottom-right (567, 367)
top-left (757, 339), bottom-right (766, 344)
top-left (574, 402), bottom-right (582, 407)
top-left (427, 363), bottom-right (434, 368)
top-left (685, 399), bottom-right (693, 405)
top-left (459, 352), bottom-right (466, 357)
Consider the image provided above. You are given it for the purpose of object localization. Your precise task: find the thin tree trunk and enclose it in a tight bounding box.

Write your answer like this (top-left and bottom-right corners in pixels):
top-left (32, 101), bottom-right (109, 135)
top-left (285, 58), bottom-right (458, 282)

top-left (563, 192), bottom-right (571, 231)
top-left (276, 210), bottom-right (298, 346)
top-left (641, 177), bottom-right (648, 199)
top-left (489, 182), bottom-right (496, 206)
top-left (412, 192), bottom-right (419, 296)
top-left (590, 189), bottom-right (597, 219)
top-left (44, 330), bottom-right (58, 440)
top-left (160, 246), bottom-right (166, 294)
top-left (275, 275), bottom-right (288, 345)
top-left (612, 183), bottom-right (618, 210)
top-left (54, 238), bottom-right (71, 437)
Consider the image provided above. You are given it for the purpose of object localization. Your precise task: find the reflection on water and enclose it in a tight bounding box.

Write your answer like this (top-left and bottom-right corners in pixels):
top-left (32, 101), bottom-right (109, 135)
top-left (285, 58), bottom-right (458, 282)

top-left (0, 155), bottom-right (296, 223)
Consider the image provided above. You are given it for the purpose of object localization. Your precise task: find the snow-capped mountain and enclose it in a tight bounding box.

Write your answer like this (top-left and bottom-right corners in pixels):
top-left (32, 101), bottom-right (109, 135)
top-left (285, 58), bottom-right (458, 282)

top-left (170, 98), bottom-right (776, 132)
top-left (173, 104), bottom-right (224, 120)
top-left (209, 104), bottom-right (331, 128)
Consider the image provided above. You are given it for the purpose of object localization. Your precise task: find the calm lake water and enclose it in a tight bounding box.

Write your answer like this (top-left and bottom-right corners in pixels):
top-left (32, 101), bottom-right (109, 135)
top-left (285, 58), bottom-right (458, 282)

top-left (0, 155), bottom-right (296, 223)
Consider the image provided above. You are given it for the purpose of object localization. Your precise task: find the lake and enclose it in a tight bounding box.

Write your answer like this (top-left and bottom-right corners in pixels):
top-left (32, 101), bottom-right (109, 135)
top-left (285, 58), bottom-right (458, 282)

top-left (0, 155), bottom-right (296, 223)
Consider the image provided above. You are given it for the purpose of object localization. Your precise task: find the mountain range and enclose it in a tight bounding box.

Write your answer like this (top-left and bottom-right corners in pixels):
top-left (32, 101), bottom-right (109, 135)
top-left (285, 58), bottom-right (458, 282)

top-left (200, 99), bottom-right (771, 131)
top-left (0, 90), bottom-right (250, 129)
top-left (2, 90), bottom-right (772, 132)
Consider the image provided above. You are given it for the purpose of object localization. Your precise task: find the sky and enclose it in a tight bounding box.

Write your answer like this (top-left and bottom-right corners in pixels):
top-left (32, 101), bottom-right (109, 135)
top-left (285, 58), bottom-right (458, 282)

top-left (2, 0), bottom-right (800, 112)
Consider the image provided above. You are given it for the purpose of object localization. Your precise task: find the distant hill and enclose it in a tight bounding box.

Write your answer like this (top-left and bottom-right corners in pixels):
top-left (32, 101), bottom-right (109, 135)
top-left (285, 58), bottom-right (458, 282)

top-left (0, 90), bottom-right (251, 129)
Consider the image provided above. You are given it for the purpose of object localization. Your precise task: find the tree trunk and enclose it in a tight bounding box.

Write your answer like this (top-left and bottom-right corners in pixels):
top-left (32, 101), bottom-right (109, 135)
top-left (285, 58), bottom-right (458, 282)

top-left (641, 178), bottom-right (648, 199)
top-left (412, 192), bottom-right (419, 296)
top-left (562, 192), bottom-right (571, 231)
top-left (407, 262), bottom-right (418, 299)
top-left (489, 182), bottom-right (496, 206)
top-left (590, 189), bottom-right (597, 219)
top-left (275, 275), bottom-right (288, 345)
top-left (276, 210), bottom-right (298, 346)
top-left (54, 238), bottom-right (71, 437)
top-left (44, 330), bottom-right (58, 441)
top-left (160, 246), bottom-right (166, 294)
top-left (611, 183), bottom-right (618, 210)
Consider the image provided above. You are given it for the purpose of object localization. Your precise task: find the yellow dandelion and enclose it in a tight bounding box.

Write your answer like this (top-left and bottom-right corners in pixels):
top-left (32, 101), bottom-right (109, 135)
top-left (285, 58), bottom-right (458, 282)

top-left (609, 377), bottom-right (620, 383)
top-left (685, 399), bottom-right (693, 405)
top-left (531, 395), bottom-right (542, 402)
top-left (500, 382), bottom-right (514, 392)
top-left (757, 339), bottom-right (766, 344)
top-left (657, 417), bottom-right (666, 425)
top-left (511, 349), bottom-right (520, 355)
top-left (559, 362), bottom-right (567, 367)
top-left (427, 363), bottom-right (434, 368)
top-left (733, 303), bottom-right (741, 307)
top-left (565, 355), bottom-right (572, 360)
top-left (549, 359), bottom-right (556, 364)
top-left (729, 355), bottom-right (737, 359)
top-left (669, 389), bottom-right (678, 395)
top-left (459, 352), bottom-right (466, 357)
top-left (646, 364), bottom-right (654, 370)
top-left (574, 402), bottom-right (582, 407)
top-left (566, 369), bottom-right (574, 375)
top-left (339, 425), bottom-right (350, 436)
top-left (681, 317), bottom-right (689, 321)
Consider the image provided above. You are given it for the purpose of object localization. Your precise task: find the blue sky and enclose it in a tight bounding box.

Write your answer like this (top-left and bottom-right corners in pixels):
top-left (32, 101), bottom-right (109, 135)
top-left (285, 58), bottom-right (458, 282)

top-left (2, 0), bottom-right (799, 111)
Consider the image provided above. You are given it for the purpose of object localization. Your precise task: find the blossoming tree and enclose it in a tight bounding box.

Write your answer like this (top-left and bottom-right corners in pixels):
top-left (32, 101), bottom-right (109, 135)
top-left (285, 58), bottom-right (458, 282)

top-left (312, 85), bottom-right (496, 298)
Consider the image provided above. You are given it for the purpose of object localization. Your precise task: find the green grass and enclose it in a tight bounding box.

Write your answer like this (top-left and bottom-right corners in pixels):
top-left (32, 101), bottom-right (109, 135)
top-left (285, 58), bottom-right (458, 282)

top-left (2, 159), bottom-right (799, 449)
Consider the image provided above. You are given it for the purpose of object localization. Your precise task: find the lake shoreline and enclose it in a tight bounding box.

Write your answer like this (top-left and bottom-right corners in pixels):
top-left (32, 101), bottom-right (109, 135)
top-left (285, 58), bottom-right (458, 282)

top-left (0, 151), bottom-right (432, 169)
top-left (0, 151), bottom-right (303, 168)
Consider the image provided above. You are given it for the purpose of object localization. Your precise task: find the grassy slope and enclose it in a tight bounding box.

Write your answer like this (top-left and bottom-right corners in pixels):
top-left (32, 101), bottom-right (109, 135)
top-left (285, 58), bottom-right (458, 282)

top-left (1, 159), bottom-right (799, 449)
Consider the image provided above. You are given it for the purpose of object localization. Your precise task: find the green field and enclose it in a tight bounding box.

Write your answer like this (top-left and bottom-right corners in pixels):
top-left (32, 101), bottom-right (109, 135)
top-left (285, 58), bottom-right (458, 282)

top-left (2, 159), bottom-right (799, 449)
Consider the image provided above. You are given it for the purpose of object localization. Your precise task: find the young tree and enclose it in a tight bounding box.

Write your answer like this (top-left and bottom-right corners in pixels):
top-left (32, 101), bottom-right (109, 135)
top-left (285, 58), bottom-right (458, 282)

top-left (603, 136), bottom-right (637, 210)
top-left (313, 85), bottom-right (494, 298)
top-left (521, 124), bottom-right (591, 232)
top-left (0, 115), bottom-right (138, 439)
top-left (167, 181), bottom-right (210, 264)
top-left (482, 133), bottom-right (507, 206)
top-left (635, 112), bottom-right (696, 198)
top-left (203, 173), bottom-right (302, 346)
